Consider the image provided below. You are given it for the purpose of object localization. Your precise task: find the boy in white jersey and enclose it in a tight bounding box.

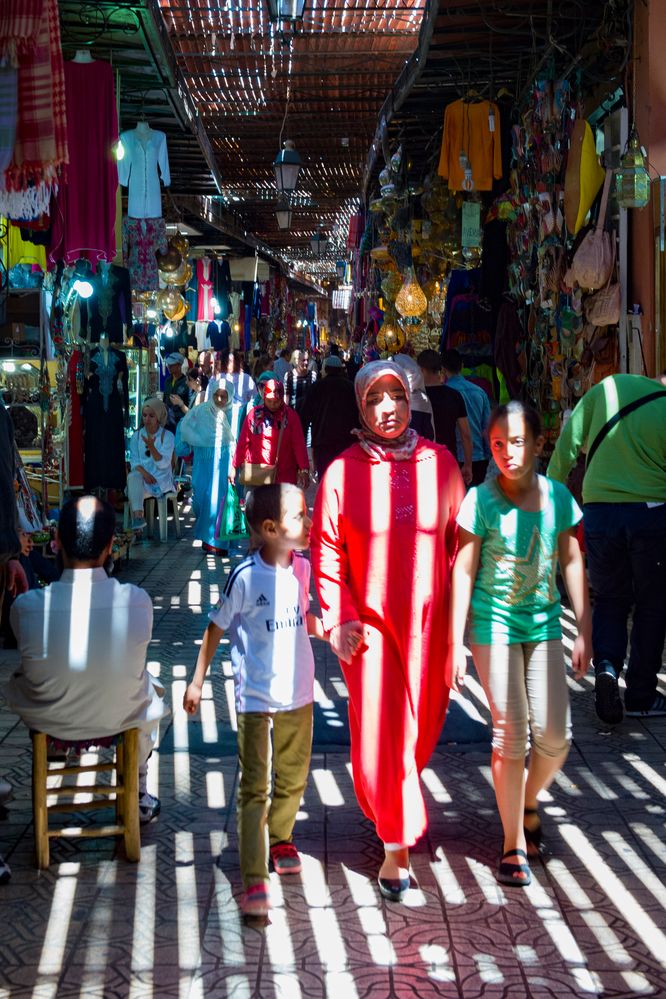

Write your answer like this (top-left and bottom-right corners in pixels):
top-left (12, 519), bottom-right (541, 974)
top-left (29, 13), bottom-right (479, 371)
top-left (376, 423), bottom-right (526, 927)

top-left (183, 483), bottom-right (327, 917)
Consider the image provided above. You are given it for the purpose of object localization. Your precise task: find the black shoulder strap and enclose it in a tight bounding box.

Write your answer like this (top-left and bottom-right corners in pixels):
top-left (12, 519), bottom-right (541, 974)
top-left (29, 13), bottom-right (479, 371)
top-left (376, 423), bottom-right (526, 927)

top-left (586, 390), bottom-right (666, 468)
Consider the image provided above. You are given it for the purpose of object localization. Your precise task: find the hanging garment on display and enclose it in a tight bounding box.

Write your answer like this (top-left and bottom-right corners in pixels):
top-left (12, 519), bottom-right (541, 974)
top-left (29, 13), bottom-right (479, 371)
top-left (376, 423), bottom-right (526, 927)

top-left (494, 301), bottom-right (527, 399)
top-left (117, 124), bottom-right (170, 219)
top-left (79, 262), bottom-right (132, 343)
top-left (67, 349), bottom-right (84, 488)
top-left (194, 320), bottom-right (208, 351)
top-left (212, 257), bottom-right (231, 319)
top-left (196, 257), bottom-right (214, 321)
top-left (206, 319), bottom-right (230, 352)
top-left (185, 276), bottom-right (198, 323)
top-left (2, 216), bottom-right (47, 270)
top-left (0, 66), bottom-right (18, 174)
top-left (48, 58), bottom-right (118, 265)
top-left (437, 99), bottom-right (502, 192)
top-left (0, 0), bottom-right (67, 219)
top-left (122, 216), bottom-right (167, 291)
top-left (82, 346), bottom-right (129, 490)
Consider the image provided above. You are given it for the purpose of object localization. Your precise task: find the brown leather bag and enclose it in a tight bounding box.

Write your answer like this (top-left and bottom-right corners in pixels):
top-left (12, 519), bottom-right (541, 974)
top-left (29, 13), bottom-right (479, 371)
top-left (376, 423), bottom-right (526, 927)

top-left (571, 170), bottom-right (614, 291)
top-left (238, 420), bottom-right (285, 487)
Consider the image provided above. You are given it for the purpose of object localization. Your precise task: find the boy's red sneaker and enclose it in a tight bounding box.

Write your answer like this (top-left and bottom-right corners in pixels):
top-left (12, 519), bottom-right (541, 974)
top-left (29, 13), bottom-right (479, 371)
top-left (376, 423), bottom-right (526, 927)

top-left (270, 841), bottom-right (302, 875)
top-left (240, 883), bottom-right (271, 916)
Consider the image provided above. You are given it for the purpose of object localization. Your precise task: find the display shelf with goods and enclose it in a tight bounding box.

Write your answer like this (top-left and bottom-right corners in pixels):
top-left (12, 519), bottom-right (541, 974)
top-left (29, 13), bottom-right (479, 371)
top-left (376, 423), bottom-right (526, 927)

top-left (1, 357), bottom-right (67, 508)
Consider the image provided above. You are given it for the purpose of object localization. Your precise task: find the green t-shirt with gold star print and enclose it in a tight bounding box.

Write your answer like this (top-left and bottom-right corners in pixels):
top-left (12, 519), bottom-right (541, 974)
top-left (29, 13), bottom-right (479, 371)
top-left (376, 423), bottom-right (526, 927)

top-left (457, 475), bottom-right (582, 645)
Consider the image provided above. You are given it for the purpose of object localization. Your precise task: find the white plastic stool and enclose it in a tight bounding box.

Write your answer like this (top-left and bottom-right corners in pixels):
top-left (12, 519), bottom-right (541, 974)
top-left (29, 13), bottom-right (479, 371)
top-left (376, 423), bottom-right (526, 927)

top-left (145, 492), bottom-right (181, 542)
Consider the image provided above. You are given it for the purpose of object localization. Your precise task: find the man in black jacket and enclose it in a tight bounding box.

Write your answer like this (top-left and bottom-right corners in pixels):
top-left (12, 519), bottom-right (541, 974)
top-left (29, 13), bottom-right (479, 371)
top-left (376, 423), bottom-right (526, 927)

top-left (299, 355), bottom-right (359, 479)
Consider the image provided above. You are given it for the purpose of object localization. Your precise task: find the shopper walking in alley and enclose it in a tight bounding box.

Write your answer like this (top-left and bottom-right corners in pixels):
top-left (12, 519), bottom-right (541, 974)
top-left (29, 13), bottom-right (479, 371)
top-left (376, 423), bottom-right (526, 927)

top-left (311, 360), bottom-right (465, 902)
top-left (450, 401), bottom-right (591, 887)
top-left (284, 350), bottom-right (317, 416)
top-left (183, 484), bottom-right (327, 917)
top-left (416, 349), bottom-right (474, 485)
top-left (440, 348), bottom-right (491, 485)
top-left (178, 378), bottom-right (236, 555)
top-left (547, 373), bottom-right (666, 724)
top-left (299, 355), bottom-right (358, 479)
top-left (233, 375), bottom-right (310, 489)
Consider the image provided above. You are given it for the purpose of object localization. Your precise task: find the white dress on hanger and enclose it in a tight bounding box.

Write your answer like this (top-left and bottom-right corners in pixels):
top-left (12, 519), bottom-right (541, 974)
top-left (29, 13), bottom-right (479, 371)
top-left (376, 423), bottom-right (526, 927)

top-left (118, 125), bottom-right (171, 218)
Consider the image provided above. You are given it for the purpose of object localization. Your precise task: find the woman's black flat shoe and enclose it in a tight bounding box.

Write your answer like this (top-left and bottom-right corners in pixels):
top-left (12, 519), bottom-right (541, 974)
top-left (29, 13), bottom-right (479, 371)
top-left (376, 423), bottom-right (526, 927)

top-left (497, 848), bottom-right (531, 887)
top-left (378, 875), bottom-right (410, 902)
top-left (523, 807), bottom-right (543, 854)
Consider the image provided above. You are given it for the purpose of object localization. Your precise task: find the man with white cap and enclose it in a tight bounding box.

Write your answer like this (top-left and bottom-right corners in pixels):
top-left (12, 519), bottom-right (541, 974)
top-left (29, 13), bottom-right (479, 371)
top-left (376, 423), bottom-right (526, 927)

top-left (163, 352), bottom-right (191, 433)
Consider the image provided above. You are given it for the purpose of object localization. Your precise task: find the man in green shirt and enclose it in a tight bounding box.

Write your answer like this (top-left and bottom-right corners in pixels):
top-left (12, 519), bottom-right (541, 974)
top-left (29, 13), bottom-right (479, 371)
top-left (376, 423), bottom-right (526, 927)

top-left (547, 374), bottom-right (666, 724)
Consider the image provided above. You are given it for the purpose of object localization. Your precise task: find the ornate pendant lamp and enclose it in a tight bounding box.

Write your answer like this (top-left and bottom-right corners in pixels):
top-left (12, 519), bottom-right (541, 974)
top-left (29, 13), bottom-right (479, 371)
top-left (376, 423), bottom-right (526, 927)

top-left (395, 269), bottom-right (427, 318)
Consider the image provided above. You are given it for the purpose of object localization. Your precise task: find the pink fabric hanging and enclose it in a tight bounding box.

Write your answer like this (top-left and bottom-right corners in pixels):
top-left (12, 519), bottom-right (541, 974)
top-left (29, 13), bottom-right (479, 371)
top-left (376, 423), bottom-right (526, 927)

top-left (196, 257), bottom-right (214, 321)
top-left (48, 59), bottom-right (118, 266)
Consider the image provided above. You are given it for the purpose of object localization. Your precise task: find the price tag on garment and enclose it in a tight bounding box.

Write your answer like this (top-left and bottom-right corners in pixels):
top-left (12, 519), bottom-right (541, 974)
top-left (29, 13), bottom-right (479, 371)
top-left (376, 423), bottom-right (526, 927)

top-left (461, 201), bottom-right (481, 248)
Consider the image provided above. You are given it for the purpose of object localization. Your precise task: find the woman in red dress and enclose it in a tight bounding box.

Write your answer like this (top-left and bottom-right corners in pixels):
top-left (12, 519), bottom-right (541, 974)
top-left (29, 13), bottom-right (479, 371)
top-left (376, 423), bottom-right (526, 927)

top-left (311, 361), bottom-right (465, 900)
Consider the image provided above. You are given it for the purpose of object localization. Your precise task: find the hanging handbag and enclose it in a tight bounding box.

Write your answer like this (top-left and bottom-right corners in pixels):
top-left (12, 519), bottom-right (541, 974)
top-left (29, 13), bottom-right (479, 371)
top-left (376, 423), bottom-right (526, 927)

top-left (239, 418), bottom-right (286, 487)
top-left (584, 239), bottom-right (620, 327)
top-left (570, 169), bottom-right (614, 290)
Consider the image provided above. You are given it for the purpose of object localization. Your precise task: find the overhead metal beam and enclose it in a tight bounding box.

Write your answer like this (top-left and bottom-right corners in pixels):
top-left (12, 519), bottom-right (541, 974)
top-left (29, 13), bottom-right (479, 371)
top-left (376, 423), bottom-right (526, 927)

top-left (362, 0), bottom-right (439, 197)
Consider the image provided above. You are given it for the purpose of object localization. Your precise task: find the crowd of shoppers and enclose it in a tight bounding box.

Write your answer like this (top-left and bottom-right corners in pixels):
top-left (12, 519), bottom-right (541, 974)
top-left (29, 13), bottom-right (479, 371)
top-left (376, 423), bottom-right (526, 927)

top-left (1, 335), bottom-right (664, 908)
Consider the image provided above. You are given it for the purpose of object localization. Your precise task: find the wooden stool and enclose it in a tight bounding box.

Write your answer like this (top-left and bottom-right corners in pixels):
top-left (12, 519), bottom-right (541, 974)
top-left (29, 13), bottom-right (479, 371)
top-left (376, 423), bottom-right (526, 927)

top-left (31, 728), bottom-right (141, 869)
top-left (145, 492), bottom-right (181, 542)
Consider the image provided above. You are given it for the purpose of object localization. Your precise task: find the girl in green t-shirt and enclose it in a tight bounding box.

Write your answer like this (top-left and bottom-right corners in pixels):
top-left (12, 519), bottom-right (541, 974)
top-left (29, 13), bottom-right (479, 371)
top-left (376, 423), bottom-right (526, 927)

top-left (450, 401), bottom-right (592, 888)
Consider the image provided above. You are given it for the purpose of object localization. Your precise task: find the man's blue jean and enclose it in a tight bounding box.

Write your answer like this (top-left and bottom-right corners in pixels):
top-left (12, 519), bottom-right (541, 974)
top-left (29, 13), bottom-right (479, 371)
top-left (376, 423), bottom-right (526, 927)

top-left (584, 502), bottom-right (666, 711)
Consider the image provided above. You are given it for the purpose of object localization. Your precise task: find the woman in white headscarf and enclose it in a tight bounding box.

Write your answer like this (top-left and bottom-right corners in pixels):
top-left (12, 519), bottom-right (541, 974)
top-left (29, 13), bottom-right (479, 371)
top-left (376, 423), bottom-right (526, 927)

top-left (178, 378), bottom-right (236, 555)
top-left (127, 397), bottom-right (175, 531)
top-left (392, 353), bottom-right (435, 440)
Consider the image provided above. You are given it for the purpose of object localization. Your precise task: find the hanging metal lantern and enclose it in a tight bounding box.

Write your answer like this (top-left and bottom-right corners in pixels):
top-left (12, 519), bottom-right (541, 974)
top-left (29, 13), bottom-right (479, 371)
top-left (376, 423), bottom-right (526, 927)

top-left (275, 196), bottom-right (292, 230)
top-left (273, 140), bottom-right (302, 194)
top-left (266, 0), bottom-right (306, 22)
top-left (310, 231), bottom-right (328, 255)
top-left (376, 321), bottom-right (405, 355)
top-left (616, 129), bottom-right (651, 209)
top-left (395, 269), bottom-right (427, 318)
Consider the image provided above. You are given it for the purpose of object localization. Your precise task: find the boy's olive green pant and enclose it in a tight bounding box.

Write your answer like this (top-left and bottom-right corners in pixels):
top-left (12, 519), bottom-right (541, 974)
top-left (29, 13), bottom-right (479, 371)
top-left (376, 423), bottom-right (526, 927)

top-left (236, 702), bottom-right (313, 887)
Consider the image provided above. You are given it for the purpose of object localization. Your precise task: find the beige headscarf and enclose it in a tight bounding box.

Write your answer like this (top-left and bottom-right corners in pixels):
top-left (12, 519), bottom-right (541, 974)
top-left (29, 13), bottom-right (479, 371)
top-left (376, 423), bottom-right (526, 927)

top-left (142, 397), bottom-right (168, 427)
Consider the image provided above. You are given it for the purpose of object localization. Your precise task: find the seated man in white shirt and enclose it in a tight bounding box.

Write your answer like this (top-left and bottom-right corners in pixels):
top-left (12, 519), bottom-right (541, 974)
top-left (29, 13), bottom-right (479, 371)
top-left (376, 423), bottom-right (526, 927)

top-left (7, 496), bottom-right (167, 823)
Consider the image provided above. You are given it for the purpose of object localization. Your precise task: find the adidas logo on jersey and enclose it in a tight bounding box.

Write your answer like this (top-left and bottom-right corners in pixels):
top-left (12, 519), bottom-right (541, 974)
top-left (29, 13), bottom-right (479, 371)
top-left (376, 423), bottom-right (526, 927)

top-left (256, 594), bottom-right (270, 607)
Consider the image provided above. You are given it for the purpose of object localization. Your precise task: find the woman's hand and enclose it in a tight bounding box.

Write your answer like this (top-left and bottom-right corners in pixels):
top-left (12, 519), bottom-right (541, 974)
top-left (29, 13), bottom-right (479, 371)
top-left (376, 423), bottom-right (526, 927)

top-left (6, 559), bottom-right (28, 597)
top-left (450, 644), bottom-right (468, 692)
top-left (140, 469), bottom-right (157, 485)
top-left (571, 632), bottom-right (592, 681)
top-left (297, 469), bottom-right (310, 490)
top-left (330, 620), bottom-right (364, 664)
top-left (183, 682), bottom-right (202, 715)
top-left (170, 393), bottom-right (184, 408)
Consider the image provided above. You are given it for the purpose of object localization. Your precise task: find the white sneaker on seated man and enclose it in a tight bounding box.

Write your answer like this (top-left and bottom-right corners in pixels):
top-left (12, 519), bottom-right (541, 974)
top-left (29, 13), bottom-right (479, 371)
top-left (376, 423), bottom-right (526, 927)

top-left (6, 495), bottom-right (169, 823)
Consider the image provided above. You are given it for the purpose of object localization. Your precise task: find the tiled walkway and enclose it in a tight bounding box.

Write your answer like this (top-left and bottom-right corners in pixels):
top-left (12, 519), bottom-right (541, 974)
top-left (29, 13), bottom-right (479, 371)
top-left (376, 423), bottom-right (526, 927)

top-left (1, 504), bottom-right (666, 998)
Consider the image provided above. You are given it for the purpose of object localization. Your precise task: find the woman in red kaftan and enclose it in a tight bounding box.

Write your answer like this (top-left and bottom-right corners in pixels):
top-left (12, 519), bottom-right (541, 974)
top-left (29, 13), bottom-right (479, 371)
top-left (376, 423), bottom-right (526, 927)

top-left (311, 361), bottom-right (465, 901)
